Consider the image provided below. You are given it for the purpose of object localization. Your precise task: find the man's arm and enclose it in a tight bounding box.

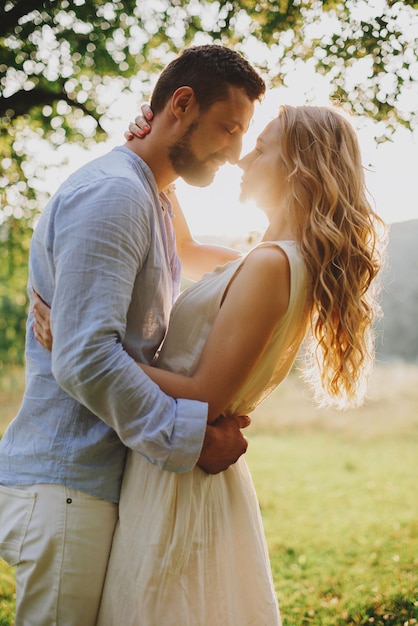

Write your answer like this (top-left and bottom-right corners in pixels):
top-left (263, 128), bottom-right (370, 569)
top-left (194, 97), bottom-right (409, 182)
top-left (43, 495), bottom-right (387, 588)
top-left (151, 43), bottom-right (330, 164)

top-left (45, 175), bottom-right (206, 473)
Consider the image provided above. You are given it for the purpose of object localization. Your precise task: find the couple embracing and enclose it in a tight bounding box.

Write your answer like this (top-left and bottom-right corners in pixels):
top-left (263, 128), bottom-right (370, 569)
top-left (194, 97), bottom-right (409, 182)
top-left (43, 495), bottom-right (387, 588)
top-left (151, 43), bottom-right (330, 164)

top-left (0, 44), bottom-right (384, 626)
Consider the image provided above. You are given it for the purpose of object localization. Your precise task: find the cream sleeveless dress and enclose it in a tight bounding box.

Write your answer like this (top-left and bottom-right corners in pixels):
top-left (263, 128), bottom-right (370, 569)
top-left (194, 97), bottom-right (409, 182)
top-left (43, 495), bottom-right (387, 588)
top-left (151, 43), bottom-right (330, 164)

top-left (97, 241), bottom-right (309, 626)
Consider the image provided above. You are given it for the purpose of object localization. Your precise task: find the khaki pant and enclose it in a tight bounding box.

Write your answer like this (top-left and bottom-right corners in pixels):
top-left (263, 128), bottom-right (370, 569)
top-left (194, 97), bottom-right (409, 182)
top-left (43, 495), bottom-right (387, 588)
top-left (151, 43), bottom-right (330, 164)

top-left (0, 483), bottom-right (118, 626)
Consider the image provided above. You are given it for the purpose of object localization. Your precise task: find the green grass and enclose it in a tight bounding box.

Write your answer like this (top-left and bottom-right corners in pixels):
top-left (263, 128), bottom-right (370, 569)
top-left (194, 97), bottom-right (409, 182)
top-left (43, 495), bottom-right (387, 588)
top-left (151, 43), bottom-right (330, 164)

top-left (0, 569), bottom-right (15, 626)
top-left (1, 364), bottom-right (418, 625)
top-left (247, 433), bottom-right (418, 625)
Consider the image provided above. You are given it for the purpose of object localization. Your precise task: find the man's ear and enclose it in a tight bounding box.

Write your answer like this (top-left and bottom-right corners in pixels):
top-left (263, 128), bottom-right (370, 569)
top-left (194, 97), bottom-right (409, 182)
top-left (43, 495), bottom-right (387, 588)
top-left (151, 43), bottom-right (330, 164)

top-left (170, 86), bottom-right (197, 118)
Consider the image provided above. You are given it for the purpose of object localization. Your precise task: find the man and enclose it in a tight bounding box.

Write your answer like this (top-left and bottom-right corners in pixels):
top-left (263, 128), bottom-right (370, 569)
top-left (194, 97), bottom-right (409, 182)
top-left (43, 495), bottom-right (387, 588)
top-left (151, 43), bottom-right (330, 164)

top-left (0, 45), bottom-right (265, 625)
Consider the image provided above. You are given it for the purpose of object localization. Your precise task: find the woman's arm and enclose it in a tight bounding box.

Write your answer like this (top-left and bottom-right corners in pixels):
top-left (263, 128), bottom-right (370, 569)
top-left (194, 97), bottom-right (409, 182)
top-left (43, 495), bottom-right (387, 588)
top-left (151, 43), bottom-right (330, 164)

top-left (141, 245), bottom-right (291, 422)
top-left (126, 107), bottom-right (242, 280)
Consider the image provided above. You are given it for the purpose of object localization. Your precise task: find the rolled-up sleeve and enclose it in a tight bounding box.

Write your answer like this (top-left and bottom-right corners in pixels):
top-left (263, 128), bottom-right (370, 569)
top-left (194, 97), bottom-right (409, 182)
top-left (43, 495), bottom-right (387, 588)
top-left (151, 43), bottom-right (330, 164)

top-left (49, 176), bottom-right (207, 473)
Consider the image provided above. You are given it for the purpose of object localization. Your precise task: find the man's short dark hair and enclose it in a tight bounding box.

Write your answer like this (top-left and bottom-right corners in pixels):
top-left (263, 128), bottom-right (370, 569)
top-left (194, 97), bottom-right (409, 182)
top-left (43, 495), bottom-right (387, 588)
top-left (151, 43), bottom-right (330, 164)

top-left (150, 45), bottom-right (265, 114)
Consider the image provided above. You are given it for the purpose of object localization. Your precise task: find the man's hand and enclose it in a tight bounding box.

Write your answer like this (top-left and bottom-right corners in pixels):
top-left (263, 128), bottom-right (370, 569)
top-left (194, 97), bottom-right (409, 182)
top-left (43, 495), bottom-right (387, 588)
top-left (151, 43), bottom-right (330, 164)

top-left (197, 414), bottom-right (251, 474)
top-left (33, 292), bottom-right (53, 351)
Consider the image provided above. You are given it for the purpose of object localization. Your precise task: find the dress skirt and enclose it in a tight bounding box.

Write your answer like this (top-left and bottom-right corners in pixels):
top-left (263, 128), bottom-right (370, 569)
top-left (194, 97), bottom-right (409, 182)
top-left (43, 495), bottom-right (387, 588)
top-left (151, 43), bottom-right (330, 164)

top-left (97, 450), bottom-right (281, 626)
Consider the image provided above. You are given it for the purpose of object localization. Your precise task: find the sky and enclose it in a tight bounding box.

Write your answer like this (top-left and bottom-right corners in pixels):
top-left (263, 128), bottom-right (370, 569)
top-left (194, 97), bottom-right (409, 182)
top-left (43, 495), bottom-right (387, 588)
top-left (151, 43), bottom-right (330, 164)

top-left (41, 66), bottom-right (418, 240)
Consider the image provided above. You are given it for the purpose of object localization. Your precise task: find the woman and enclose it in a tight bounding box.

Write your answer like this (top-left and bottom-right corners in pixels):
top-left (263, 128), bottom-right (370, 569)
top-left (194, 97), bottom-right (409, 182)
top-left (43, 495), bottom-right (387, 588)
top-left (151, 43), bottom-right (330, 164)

top-left (34, 105), bottom-right (385, 625)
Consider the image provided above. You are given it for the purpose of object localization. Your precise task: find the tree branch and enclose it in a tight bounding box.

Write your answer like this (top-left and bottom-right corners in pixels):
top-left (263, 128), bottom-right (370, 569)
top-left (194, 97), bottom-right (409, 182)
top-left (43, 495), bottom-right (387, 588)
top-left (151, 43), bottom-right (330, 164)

top-left (0, 86), bottom-right (103, 128)
top-left (1, 86), bottom-right (60, 117)
top-left (0, 0), bottom-right (55, 38)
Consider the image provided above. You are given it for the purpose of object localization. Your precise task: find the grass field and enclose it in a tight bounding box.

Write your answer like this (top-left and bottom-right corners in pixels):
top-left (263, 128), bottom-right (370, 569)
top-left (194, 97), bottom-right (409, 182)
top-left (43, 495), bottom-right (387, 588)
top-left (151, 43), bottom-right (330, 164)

top-left (1, 364), bottom-right (417, 625)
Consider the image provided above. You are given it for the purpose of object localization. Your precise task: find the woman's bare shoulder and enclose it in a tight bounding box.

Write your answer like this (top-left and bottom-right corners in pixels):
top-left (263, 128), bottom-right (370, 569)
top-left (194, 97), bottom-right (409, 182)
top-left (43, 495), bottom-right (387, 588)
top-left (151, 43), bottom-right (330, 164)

top-left (225, 243), bottom-right (291, 318)
top-left (242, 243), bottom-right (290, 280)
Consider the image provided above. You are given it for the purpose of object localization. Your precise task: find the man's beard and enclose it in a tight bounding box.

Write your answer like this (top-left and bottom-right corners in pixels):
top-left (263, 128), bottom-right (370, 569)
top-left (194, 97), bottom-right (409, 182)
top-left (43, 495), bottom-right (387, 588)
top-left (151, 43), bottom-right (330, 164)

top-left (168, 122), bottom-right (218, 187)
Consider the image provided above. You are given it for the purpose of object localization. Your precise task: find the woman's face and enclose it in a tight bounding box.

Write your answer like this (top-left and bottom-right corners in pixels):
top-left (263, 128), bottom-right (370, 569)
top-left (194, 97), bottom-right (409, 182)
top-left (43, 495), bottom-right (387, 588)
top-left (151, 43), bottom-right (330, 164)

top-left (238, 117), bottom-right (287, 211)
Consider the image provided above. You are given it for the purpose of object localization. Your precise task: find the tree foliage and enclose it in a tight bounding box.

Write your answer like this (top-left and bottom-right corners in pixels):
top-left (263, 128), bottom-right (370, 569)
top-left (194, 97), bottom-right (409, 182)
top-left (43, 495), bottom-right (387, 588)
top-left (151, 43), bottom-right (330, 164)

top-left (1, 0), bottom-right (418, 364)
top-left (2, 1), bottom-right (418, 136)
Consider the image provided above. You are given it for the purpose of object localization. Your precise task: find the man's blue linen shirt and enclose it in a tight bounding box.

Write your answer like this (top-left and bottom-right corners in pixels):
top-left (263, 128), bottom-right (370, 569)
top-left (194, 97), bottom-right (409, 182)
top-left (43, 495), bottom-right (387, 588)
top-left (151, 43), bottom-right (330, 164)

top-left (0, 147), bottom-right (208, 503)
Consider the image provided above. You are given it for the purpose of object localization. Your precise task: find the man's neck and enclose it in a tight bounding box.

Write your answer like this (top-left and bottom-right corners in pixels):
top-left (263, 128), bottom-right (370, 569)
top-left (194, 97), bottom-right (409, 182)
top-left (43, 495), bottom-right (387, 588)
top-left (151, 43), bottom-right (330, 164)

top-left (123, 118), bottom-right (178, 192)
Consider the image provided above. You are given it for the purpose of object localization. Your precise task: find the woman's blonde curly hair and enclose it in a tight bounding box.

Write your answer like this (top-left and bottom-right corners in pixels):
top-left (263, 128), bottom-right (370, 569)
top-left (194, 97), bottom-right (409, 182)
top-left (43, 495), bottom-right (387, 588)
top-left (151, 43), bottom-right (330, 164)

top-left (278, 105), bottom-right (386, 408)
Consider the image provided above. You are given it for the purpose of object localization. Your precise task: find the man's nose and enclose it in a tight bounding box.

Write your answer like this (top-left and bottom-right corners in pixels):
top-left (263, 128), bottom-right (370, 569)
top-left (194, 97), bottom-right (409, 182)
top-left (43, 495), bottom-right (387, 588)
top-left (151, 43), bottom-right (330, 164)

top-left (226, 134), bottom-right (243, 165)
